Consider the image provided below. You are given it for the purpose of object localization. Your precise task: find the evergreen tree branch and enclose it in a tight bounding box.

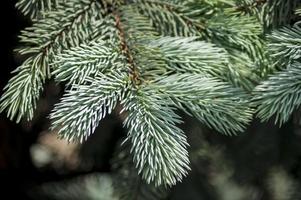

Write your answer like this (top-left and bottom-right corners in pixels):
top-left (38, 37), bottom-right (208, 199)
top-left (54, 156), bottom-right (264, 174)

top-left (118, 7), bottom-right (260, 91)
top-left (147, 36), bottom-right (263, 91)
top-left (50, 70), bottom-right (128, 142)
top-left (134, 0), bottom-right (264, 90)
top-left (253, 62), bottom-right (301, 125)
top-left (152, 74), bottom-right (253, 135)
top-left (262, 0), bottom-right (301, 30)
top-left (122, 89), bottom-right (190, 186)
top-left (52, 41), bottom-right (123, 84)
top-left (147, 36), bottom-right (229, 76)
top-left (268, 24), bottom-right (301, 69)
top-left (16, 0), bottom-right (65, 19)
top-left (0, 0), bottom-right (108, 122)
top-left (117, 6), bottom-right (170, 82)
top-left (238, 0), bottom-right (301, 31)
top-left (0, 57), bottom-right (44, 122)
top-left (3, 0), bottom-right (296, 189)
top-left (133, 0), bottom-right (203, 36)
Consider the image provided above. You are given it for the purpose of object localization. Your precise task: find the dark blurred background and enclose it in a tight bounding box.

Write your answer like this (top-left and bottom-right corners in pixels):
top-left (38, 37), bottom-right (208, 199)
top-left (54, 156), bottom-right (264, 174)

top-left (0, 0), bottom-right (33, 198)
top-left (2, 1), bottom-right (301, 199)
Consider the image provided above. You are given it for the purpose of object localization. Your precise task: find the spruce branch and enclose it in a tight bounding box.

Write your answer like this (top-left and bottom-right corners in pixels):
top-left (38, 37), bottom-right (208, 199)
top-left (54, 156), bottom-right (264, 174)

top-left (240, 0), bottom-right (301, 31)
top-left (114, 9), bottom-right (191, 187)
top-left (152, 74), bottom-right (253, 135)
top-left (2, 0), bottom-right (291, 189)
top-left (114, 6), bottom-right (167, 82)
top-left (134, 0), bottom-right (203, 36)
top-left (235, 0), bottom-right (267, 13)
top-left (52, 41), bottom-right (123, 84)
top-left (119, 6), bottom-right (260, 91)
top-left (0, 57), bottom-right (44, 122)
top-left (16, 0), bottom-right (65, 19)
top-left (147, 36), bottom-right (229, 76)
top-left (50, 70), bottom-right (129, 142)
top-left (135, 0), bottom-right (264, 90)
top-left (122, 89), bottom-right (190, 186)
top-left (263, 0), bottom-right (301, 30)
top-left (253, 62), bottom-right (301, 125)
top-left (0, 0), bottom-right (107, 122)
top-left (268, 24), bottom-right (301, 69)
top-left (147, 36), bottom-right (263, 91)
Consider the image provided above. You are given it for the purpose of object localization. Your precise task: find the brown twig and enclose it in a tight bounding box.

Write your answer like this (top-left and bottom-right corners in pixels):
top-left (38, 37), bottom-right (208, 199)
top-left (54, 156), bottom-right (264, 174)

top-left (114, 12), bottom-right (140, 85)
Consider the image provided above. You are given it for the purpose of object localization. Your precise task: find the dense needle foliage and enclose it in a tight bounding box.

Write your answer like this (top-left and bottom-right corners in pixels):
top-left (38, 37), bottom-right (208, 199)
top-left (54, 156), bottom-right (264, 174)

top-left (2, 0), bottom-right (301, 189)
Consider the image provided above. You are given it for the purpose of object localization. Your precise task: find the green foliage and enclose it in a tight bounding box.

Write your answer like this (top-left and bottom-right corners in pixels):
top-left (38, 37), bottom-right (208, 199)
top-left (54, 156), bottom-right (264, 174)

top-left (237, 0), bottom-right (301, 31)
top-left (50, 70), bottom-right (129, 142)
top-left (153, 74), bottom-right (253, 135)
top-left (0, 0), bottom-right (106, 122)
top-left (134, 0), bottom-right (202, 37)
top-left (268, 24), bottom-right (301, 69)
top-left (147, 36), bottom-right (229, 76)
top-left (3, 0), bottom-right (301, 189)
top-left (122, 87), bottom-right (190, 186)
top-left (52, 41), bottom-right (123, 84)
top-left (253, 62), bottom-right (301, 125)
top-left (254, 22), bottom-right (301, 125)
top-left (260, 0), bottom-right (301, 30)
top-left (0, 58), bottom-right (44, 122)
top-left (135, 0), bottom-right (266, 90)
top-left (16, 0), bottom-right (65, 19)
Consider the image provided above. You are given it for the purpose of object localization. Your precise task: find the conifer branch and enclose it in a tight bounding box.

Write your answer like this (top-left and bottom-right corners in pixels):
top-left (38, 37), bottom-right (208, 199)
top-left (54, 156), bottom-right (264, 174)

top-left (50, 70), bottom-right (128, 142)
top-left (122, 89), bottom-right (190, 186)
top-left (238, 0), bottom-right (301, 30)
top-left (52, 41), bottom-right (124, 84)
top-left (152, 74), bottom-right (253, 135)
top-left (268, 24), bottom-right (301, 69)
top-left (236, 0), bottom-right (267, 13)
top-left (4, 0), bottom-right (300, 189)
top-left (134, 0), bottom-right (203, 36)
top-left (0, 57), bottom-right (44, 122)
top-left (0, 0), bottom-right (107, 122)
top-left (147, 36), bottom-right (229, 75)
top-left (16, 0), bottom-right (65, 19)
top-left (253, 62), bottom-right (301, 125)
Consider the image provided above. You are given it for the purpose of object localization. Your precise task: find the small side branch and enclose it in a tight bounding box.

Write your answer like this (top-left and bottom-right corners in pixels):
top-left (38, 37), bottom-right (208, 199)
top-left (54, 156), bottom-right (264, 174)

top-left (236, 0), bottom-right (267, 12)
top-left (141, 0), bottom-right (205, 32)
